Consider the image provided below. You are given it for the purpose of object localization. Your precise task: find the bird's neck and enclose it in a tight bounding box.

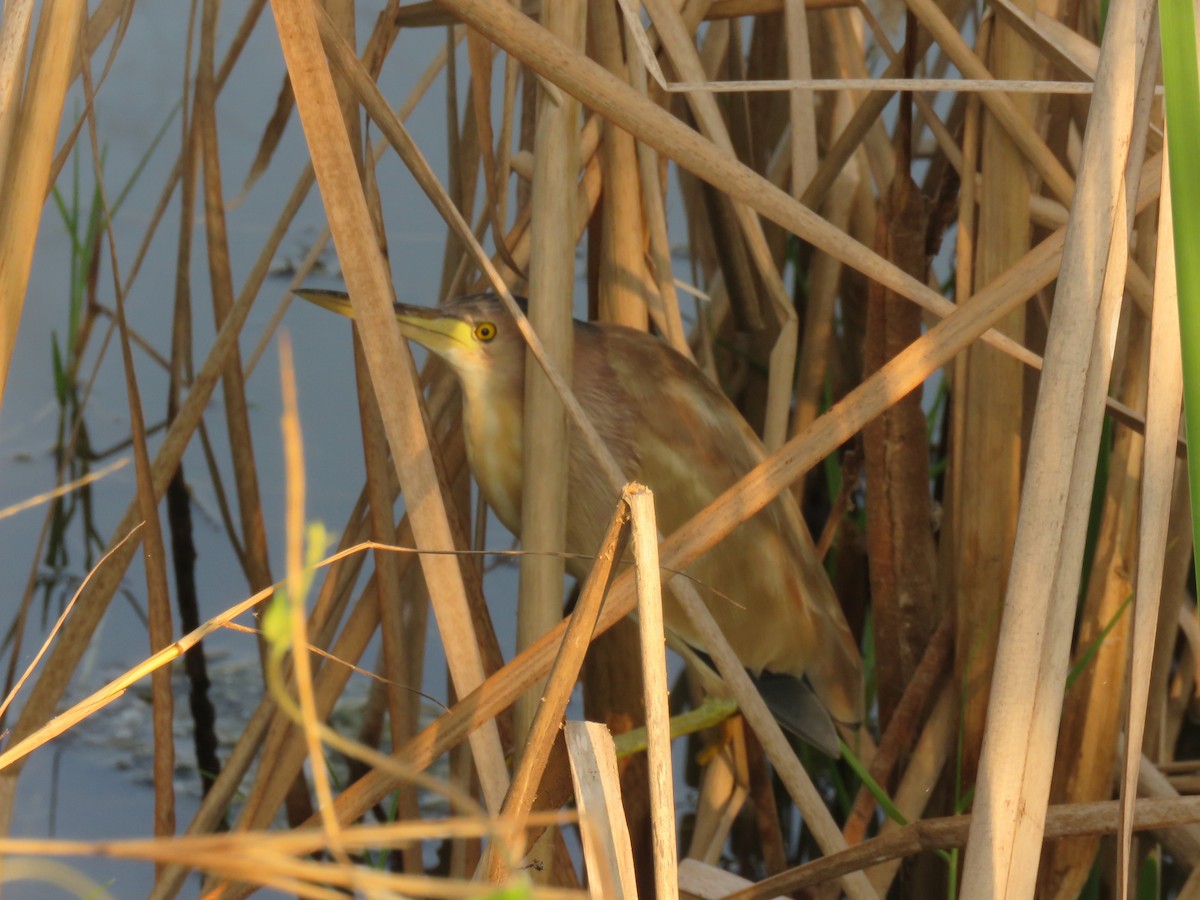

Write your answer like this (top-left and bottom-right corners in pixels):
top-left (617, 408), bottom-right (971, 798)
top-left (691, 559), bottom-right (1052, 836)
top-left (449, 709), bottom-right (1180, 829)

top-left (458, 368), bottom-right (524, 534)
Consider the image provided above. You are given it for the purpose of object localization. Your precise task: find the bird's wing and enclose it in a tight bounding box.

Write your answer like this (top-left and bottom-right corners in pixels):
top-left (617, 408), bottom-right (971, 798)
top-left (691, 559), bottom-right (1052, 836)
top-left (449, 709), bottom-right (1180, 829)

top-left (591, 324), bottom-right (864, 725)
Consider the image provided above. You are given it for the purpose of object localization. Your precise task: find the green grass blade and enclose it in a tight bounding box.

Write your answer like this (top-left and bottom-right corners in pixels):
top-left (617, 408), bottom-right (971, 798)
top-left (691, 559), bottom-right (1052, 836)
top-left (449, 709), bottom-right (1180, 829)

top-left (1161, 0), bottom-right (1200, 573)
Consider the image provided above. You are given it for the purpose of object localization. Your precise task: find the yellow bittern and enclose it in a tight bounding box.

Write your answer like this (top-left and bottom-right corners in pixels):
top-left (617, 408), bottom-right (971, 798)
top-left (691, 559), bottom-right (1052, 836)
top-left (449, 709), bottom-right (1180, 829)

top-left (299, 290), bottom-right (863, 745)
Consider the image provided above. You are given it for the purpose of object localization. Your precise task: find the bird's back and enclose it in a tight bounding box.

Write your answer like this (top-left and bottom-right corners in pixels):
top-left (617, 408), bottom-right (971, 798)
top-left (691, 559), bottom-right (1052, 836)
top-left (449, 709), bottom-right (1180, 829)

top-left (565, 322), bottom-right (864, 725)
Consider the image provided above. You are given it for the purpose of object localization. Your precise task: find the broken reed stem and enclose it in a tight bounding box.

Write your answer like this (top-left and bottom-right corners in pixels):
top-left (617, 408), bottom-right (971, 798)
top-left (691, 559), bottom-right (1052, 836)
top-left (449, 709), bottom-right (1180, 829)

top-left (490, 497), bottom-right (629, 881)
top-left (564, 721), bottom-right (637, 898)
top-left (627, 486), bottom-right (678, 897)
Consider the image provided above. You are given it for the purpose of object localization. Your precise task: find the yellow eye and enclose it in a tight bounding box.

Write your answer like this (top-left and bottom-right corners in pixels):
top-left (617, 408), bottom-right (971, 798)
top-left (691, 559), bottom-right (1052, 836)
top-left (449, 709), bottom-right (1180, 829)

top-left (474, 321), bottom-right (497, 342)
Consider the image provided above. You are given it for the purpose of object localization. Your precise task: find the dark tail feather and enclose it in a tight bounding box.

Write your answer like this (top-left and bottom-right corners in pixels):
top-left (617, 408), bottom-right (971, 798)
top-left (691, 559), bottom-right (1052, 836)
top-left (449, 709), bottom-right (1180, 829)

top-left (754, 672), bottom-right (840, 758)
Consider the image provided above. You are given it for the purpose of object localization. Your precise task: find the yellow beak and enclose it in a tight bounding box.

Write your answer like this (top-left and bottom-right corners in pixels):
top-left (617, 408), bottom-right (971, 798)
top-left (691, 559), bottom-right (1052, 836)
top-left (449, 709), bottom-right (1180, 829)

top-left (294, 289), bottom-right (472, 356)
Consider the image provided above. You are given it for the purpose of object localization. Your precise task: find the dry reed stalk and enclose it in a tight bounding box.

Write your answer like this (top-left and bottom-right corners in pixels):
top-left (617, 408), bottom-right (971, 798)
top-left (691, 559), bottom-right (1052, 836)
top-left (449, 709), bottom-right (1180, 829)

top-left (590, 0), bottom-right (651, 330)
top-left (331, 577), bottom-right (859, 886)
top-left (334, 6), bottom-right (425, 864)
top-left (477, 127), bottom-right (603, 292)
top-left (177, 536), bottom-right (451, 896)
top-left (960, 0), bottom-right (1158, 893)
top-left (327, 152), bottom-right (1164, 841)
top-left (465, 34), bottom-right (513, 279)
top-left (0, 0), bottom-right (34, 187)
top-left (238, 64), bottom-right (297, 201)
top-left (947, 66), bottom-right (979, 604)
top-left (1042, 205), bottom-right (1155, 898)
top-left (314, 18), bottom-right (627, 502)
top-left (152, 491), bottom-right (384, 893)
top-left (393, 0), bottom-right (855, 30)
top-left (141, 28), bottom-right (468, 873)
top-left (801, 60), bottom-right (902, 210)
top-left (1157, 760), bottom-right (1200, 775)
top-left (0, 38), bottom-right (300, 839)
top-left (677, 858), bottom-right (788, 899)
top-left (278, 333), bottom-right (347, 860)
top-left (580, 610), bottom-right (647, 890)
top-left (492, 496), bottom-right (628, 880)
top-left (627, 487), bottom-right (678, 897)
top-left (0, 570), bottom-right (283, 775)
top-left (445, 53), bottom-right (484, 298)
top-left (162, 26), bottom-right (203, 836)
top-left (950, 0), bottom-right (1034, 786)
top-left (686, 718), bottom-right (748, 864)
top-left (224, 395), bottom-right (470, 846)
top-left (583, 13), bottom-right (658, 875)
top-left (566, 720), bottom-right (637, 898)
top-left (903, 0), bottom-right (1075, 206)
top-left (110, 0), bottom-right (262, 301)
top-left (354, 322), bottom-right (419, 823)
top-left (863, 164), bottom-right (939, 728)
top-left (0, 0), bottom-right (82, 420)
top-left (658, 589), bottom-right (874, 895)
top-left (495, 47), bottom-right (521, 251)
top-left (865, 683), bottom-right (957, 893)
top-left (628, 51), bottom-right (689, 357)
top-left (225, 576), bottom-right (388, 863)
top-left (32, 0), bottom-right (136, 201)
top-left (244, 37), bottom-right (456, 376)
top-left (990, 1), bottom-right (1095, 86)
top-left (76, 55), bottom-right (180, 869)
top-left (1120, 148), bottom-right (1184, 891)
top-left (269, 0), bottom-right (510, 809)
top-left (11, 4), bottom-right (1196, 897)
top-left (198, 0), bottom-right (277, 613)
top-left (0, 524), bottom-right (143, 746)
top-left (783, 0), bottom-right (817, 195)
top-left (218, 409), bottom-right (387, 854)
top-left (1132, 752), bottom-right (1200, 866)
top-left (731, 793), bottom-right (1200, 899)
top-left (641, 0), bottom-right (797, 450)
top-left (1178, 868), bottom-right (1200, 900)
top-left (739, 726), bottom-right (787, 876)
top-left (517, 0), bottom-right (585, 750)
top-left (0, 457), bottom-right (130, 522)
top-left (844, 615), bottom-right (954, 846)
top-left (820, 14), bottom-right (898, 199)
top-left (791, 72), bottom-right (861, 440)
top-left (0, 813), bottom-right (585, 898)
top-left (69, 0), bottom-right (132, 82)
top-left (441, 0), bottom-right (1054, 375)
top-left (1146, 478), bottom-right (1192, 767)
top-left (855, 13), bottom-right (961, 183)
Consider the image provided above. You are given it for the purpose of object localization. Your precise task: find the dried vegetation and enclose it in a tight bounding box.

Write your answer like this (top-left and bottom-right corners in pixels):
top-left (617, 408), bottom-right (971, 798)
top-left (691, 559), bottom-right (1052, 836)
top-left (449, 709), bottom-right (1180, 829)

top-left (0, 0), bottom-right (1193, 897)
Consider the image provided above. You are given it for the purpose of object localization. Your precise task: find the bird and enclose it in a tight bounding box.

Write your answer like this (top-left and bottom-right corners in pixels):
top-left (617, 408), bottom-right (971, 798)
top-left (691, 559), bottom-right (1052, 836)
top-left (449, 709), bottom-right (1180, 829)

top-left (297, 289), bottom-right (864, 748)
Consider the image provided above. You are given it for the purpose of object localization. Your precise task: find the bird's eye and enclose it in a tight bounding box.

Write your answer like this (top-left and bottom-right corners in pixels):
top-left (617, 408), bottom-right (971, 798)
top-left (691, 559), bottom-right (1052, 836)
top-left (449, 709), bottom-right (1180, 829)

top-left (474, 322), bottom-right (497, 342)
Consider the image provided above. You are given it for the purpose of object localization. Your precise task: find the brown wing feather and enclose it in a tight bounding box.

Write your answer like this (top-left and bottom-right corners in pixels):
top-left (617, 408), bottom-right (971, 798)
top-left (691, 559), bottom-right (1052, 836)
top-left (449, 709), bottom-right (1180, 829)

top-left (577, 323), bottom-right (864, 724)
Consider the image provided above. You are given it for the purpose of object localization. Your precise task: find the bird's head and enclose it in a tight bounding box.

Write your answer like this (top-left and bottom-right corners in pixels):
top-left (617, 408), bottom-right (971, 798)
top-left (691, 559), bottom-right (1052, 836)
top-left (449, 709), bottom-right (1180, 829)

top-left (295, 289), bottom-right (525, 387)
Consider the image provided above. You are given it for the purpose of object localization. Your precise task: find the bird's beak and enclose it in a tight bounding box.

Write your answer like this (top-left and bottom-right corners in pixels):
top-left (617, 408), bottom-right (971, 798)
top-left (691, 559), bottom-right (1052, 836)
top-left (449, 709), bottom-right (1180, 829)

top-left (391, 302), bottom-right (473, 355)
top-left (294, 289), bottom-right (471, 356)
top-left (295, 288), bottom-right (355, 318)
